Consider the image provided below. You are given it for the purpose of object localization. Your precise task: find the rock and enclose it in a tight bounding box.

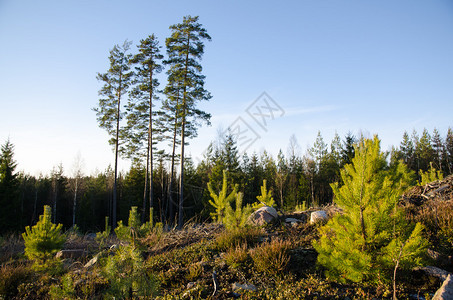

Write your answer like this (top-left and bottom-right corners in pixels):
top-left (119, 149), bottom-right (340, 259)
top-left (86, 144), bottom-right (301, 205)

top-left (433, 274), bottom-right (453, 300)
top-left (186, 282), bottom-right (196, 289)
top-left (84, 254), bottom-right (99, 268)
top-left (232, 282), bottom-right (257, 292)
top-left (310, 210), bottom-right (328, 224)
top-left (285, 217), bottom-right (302, 227)
top-left (249, 206), bottom-right (278, 226)
top-left (414, 266), bottom-right (450, 281)
top-left (85, 233), bottom-right (97, 240)
top-left (285, 217), bottom-right (301, 223)
top-left (55, 249), bottom-right (86, 259)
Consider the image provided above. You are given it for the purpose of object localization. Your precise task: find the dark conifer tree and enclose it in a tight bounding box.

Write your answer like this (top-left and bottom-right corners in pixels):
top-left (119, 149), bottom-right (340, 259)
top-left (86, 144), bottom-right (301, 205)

top-left (399, 131), bottom-right (416, 170)
top-left (445, 127), bottom-right (453, 174)
top-left (431, 128), bottom-right (444, 172)
top-left (415, 128), bottom-right (435, 173)
top-left (0, 139), bottom-right (20, 233)
top-left (341, 131), bottom-right (356, 167)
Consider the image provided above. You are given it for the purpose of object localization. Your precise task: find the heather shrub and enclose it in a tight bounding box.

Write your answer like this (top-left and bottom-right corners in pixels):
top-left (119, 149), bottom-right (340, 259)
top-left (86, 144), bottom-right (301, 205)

top-left (250, 238), bottom-right (291, 276)
top-left (49, 270), bottom-right (109, 299)
top-left (185, 263), bottom-right (203, 281)
top-left (224, 242), bottom-right (249, 269)
top-left (214, 227), bottom-right (262, 251)
top-left (0, 263), bottom-right (33, 299)
top-left (0, 233), bottom-right (24, 263)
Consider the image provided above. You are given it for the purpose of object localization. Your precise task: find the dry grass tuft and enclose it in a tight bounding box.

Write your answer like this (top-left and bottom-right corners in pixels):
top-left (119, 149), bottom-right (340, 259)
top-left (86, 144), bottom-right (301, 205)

top-left (250, 238), bottom-right (291, 276)
top-left (0, 234), bottom-right (24, 263)
top-left (0, 262), bottom-right (33, 298)
top-left (214, 226), bottom-right (263, 251)
top-left (224, 242), bottom-right (249, 269)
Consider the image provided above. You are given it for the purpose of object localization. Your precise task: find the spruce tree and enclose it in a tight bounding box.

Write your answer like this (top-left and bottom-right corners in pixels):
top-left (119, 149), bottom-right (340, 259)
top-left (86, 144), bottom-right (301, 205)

top-left (313, 136), bottom-right (427, 285)
top-left (445, 127), bottom-right (453, 174)
top-left (398, 131), bottom-right (416, 170)
top-left (341, 131), bottom-right (356, 167)
top-left (431, 128), bottom-right (444, 171)
top-left (415, 129), bottom-right (435, 173)
top-left (0, 138), bottom-right (20, 232)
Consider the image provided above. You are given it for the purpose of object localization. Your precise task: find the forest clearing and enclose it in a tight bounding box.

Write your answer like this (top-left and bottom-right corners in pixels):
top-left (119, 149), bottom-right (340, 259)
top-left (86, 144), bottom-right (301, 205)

top-left (1, 3), bottom-right (453, 299)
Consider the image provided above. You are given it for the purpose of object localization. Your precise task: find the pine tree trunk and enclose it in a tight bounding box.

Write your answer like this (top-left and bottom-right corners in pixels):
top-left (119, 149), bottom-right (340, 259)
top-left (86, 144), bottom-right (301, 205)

top-left (32, 189), bottom-right (37, 225)
top-left (178, 34), bottom-right (190, 229)
top-left (52, 180), bottom-right (57, 223)
top-left (142, 146), bottom-right (149, 223)
top-left (149, 63), bottom-right (154, 224)
top-left (168, 94), bottom-right (180, 225)
top-left (178, 113), bottom-right (185, 229)
top-left (168, 125), bottom-right (177, 225)
top-left (72, 177), bottom-right (78, 226)
top-left (113, 84), bottom-right (121, 228)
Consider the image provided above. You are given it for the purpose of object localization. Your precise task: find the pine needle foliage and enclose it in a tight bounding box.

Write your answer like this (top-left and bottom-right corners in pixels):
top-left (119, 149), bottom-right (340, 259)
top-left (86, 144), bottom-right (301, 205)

top-left (379, 222), bottom-right (428, 299)
top-left (418, 162), bottom-right (443, 186)
top-left (115, 206), bottom-right (151, 244)
top-left (313, 136), bottom-right (427, 285)
top-left (254, 179), bottom-right (275, 209)
top-left (103, 244), bottom-right (158, 298)
top-left (95, 216), bottom-right (111, 248)
top-left (207, 170), bottom-right (237, 223)
top-left (224, 192), bottom-right (254, 230)
top-left (22, 205), bottom-right (66, 267)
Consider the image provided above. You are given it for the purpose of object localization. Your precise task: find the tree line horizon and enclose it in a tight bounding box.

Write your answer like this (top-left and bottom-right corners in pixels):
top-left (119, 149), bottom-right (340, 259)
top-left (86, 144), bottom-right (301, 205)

top-left (0, 125), bottom-right (452, 234)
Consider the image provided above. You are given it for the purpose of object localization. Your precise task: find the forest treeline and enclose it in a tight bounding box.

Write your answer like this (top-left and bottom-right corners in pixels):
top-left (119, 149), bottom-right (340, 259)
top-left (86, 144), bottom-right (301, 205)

top-left (0, 127), bottom-right (452, 234)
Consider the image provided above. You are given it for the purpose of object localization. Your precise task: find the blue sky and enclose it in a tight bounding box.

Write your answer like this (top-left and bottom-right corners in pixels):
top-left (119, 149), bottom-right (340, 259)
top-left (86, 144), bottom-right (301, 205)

top-left (1, 0), bottom-right (452, 176)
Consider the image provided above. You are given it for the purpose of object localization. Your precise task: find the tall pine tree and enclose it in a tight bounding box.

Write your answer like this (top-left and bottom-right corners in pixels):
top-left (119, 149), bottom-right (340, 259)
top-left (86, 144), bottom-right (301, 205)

top-left (165, 15), bottom-right (212, 228)
top-left (127, 35), bottom-right (163, 223)
top-left (94, 40), bottom-right (133, 227)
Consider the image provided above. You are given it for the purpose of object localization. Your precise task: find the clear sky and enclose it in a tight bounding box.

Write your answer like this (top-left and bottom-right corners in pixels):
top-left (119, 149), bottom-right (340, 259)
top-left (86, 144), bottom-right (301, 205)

top-left (1, 0), bottom-right (452, 176)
